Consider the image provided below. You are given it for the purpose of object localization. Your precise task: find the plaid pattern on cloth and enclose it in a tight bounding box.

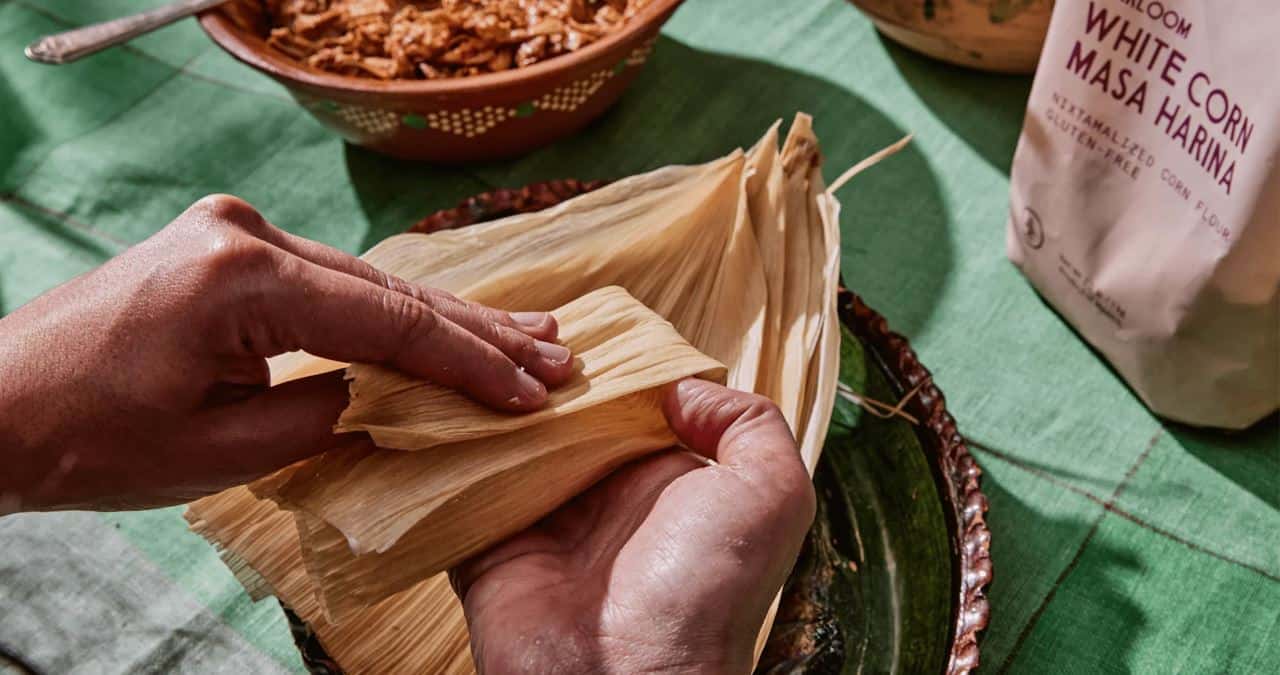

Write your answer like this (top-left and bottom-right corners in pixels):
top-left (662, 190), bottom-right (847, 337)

top-left (1, 1), bottom-right (1277, 673)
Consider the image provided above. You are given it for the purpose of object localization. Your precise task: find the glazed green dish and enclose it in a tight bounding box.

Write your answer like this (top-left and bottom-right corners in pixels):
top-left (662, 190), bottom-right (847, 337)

top-left (757, 321), bottom-right (957, 674)
top-left (750, 289), bottom-right (991, 675)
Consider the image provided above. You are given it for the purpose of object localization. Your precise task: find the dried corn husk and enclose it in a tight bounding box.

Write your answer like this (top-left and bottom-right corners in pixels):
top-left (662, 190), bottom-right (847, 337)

top-left (334, 285), bottom-right (725, 450)
top-left (248, 286), bottom-right (724, 620)
top-left (186, 114), bottom-right (904, 673)
top-left (270, 388), bottom-right (685, 620)
top-left (189, 487), bottom-right (473, 674)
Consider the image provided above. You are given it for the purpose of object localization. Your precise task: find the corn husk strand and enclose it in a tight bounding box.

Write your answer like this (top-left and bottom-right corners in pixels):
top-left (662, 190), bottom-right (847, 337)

top-left (185, 114), bottom-right (911, 673)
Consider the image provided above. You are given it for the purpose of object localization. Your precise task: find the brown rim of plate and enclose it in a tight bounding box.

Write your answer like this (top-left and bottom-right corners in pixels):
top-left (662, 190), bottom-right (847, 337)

top-left (285, 178), bottom-right (992, 675)
top-left (197, 0), bottom-right (684, 98)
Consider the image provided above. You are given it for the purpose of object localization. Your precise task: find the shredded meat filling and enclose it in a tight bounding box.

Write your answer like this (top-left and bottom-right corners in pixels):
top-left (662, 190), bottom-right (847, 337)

top-left (265, 0), bottom-right (650, 80)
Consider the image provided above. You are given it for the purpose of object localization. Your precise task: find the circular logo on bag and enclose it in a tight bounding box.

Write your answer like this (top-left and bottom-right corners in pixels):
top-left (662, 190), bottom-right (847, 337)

top-left (1019, 207), bottom-right (1045, 250)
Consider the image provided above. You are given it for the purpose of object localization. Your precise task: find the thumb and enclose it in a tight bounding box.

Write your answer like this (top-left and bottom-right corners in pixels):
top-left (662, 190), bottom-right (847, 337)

top-left (190, 370), bottom-right (354, 484)
top-left (662, 378), bottom-right (815, 527)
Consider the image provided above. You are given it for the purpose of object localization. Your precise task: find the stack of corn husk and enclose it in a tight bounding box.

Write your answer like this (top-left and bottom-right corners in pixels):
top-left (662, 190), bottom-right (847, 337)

top-left (185, 114), bottom-right (900, 672)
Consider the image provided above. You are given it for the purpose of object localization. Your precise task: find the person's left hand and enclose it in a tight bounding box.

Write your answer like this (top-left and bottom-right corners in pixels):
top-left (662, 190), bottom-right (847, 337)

top-left (0, 195), bottom-right (575, 513)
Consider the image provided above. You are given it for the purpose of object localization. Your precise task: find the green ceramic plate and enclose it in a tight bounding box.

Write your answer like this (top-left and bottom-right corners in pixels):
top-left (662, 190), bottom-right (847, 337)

top-left (756, 291), bottom-right (991, 675)
top-left (285, 181), bottom-right (992, 675)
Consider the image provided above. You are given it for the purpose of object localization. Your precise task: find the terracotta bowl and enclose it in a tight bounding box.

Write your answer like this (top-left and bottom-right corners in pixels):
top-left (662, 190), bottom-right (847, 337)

top-left (197, 1), bottom-right (683, 161)
top-left (849, 0), bottom-right (1053, 74)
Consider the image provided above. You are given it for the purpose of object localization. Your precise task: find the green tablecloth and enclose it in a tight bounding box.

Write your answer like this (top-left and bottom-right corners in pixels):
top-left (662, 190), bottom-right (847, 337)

top-left (1, 1), bottom-right (1276, 672)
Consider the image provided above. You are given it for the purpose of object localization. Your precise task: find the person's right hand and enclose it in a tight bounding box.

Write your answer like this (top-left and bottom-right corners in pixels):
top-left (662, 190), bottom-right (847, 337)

top-left (453, 379), bottom-right (816, 675)
top-left (0, 194), bottom-right (575, 513)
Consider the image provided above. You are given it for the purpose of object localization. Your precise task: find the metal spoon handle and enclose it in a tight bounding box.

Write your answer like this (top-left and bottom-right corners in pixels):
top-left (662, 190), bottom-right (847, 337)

top-left (24, 0), bottom-right (228, 65)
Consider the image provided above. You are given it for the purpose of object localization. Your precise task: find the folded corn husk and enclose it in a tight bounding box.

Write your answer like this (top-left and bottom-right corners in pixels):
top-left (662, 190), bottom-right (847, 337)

top-left (251, 286), bottom-right (724, 620)
top-left (268, 392), bottom-right (695, 618)
top-left (186, 114), bottom-right (900, 673)
top-left (335, 285), bottom-right (726, 451)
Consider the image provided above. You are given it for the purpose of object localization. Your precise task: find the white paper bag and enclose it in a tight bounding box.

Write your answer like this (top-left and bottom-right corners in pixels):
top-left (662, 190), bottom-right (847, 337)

top-left (1008, 0), bottom-right (1279, 429)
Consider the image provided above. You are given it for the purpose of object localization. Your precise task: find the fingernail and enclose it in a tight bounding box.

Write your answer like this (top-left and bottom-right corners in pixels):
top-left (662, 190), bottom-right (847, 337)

top-left (511, 312), bottom-right (549, 329)
top-left (535, 340), bottom-right (571, 365)
top-left (516, 369), bottom-right (547, 403)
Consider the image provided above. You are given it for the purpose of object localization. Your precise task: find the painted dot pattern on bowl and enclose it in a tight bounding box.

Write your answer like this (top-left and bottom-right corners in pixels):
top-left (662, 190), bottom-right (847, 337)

top-left (306, 38), bottom-right (660, 141)
top-left (627, 36), bottom-right (657, 66)
top-left (426, 105), bottom-right (516, 137)
top-left (332, 104), bottom-right (399, 138)
top-left (535, 68), bottom-right (613, 112)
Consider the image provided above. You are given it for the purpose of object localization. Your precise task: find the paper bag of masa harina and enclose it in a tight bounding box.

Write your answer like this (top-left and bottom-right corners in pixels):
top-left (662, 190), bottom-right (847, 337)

top-left (1007, 0), bottom-right (1279, 429)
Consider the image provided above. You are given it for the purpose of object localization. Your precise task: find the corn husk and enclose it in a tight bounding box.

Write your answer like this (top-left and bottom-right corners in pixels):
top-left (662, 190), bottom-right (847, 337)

top-left (334, 285), bottom-right (726, 450)
top-left (270, 388), bottom-right (685, 620)
top-left (188, 487), bottom-right (473, 674)
top-left (249, 286), bottom-right (724, 620)
top-left (185, 114), bottom-right (904, 673)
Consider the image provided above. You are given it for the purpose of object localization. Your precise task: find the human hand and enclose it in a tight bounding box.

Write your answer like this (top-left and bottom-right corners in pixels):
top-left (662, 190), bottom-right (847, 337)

top-left (452, 379), bottom-right (816, 675)
top-left (0, 195), bottom-right (574, 512)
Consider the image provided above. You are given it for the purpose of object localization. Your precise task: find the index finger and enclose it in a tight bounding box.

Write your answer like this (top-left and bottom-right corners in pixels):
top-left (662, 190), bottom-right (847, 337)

top-left (192, 194), bottom-right (560, 342)
top-left (243, 253), bottom-right (553, 412)
top-left (252, 221), bottom-right (562, 342)
top-left (222, 203), bottom-right (563, 343)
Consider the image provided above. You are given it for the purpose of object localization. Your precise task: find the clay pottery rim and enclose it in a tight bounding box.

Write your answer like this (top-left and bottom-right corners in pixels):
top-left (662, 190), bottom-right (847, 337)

top-left (198, 0), bottom-right (685, 103)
